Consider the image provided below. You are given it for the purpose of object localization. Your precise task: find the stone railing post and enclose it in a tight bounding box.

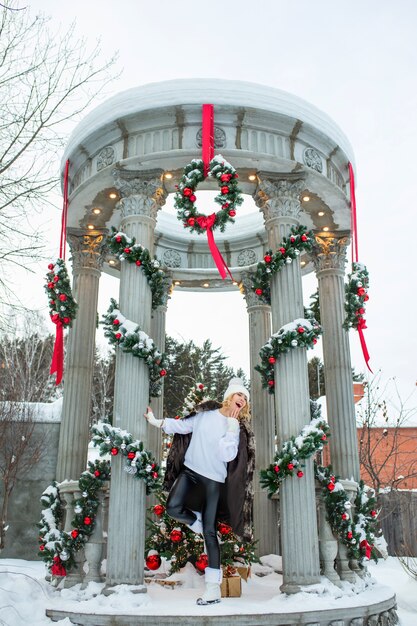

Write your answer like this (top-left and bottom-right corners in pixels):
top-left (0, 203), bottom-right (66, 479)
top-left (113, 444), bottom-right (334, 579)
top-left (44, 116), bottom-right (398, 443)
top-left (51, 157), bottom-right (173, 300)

top-left (58, 481), bottom-right (85, 587)
top-left (254, 173), bottom-right (320, 593)
top-left (240, 272), bottom-right (278, 557)
top-left (310, 236), bottom-right (360, 482)
top-left (56, 230), bottom-right (107, 483)
top-left (316, 487), bottom-right (341, 586)
top-left (82, 486), bottom-right (108, 588)
top-left (105, 169), bottom-right (166, 590)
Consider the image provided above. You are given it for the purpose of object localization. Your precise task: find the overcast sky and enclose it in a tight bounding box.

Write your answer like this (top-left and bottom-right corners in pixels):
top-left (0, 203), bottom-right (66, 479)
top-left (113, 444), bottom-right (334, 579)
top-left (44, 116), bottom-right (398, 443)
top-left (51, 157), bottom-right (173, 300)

top-left (24, 0), bottom-right (417, 410)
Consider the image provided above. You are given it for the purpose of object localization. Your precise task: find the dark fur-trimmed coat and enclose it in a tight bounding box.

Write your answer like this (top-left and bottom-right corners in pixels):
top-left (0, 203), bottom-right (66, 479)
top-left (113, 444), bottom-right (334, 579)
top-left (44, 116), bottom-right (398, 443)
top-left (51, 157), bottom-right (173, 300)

top-left (163, 400), bottom-right (255, 541)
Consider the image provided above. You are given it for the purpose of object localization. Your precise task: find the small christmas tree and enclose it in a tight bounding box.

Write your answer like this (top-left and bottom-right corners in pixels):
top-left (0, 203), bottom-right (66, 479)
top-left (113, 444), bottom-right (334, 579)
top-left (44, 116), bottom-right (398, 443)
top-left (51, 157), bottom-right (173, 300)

top-left (180, 382), bottom-right (213, 416)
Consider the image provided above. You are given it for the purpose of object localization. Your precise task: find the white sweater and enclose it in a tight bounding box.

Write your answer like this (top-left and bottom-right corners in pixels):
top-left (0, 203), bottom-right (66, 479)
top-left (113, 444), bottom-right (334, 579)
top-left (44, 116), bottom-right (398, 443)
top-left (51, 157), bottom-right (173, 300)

top-left (163, 409), bottom-right (239, 483)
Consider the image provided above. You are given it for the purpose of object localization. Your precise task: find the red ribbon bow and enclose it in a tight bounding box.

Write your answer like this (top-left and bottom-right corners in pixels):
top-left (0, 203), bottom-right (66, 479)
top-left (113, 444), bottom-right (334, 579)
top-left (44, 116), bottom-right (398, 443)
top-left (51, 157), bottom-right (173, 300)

top-left (50, 316), bottom-right (64, 385)
top-left (360, 539), bottom-right (373, 560)
top-left (196, 214), bottom-right (233, 280)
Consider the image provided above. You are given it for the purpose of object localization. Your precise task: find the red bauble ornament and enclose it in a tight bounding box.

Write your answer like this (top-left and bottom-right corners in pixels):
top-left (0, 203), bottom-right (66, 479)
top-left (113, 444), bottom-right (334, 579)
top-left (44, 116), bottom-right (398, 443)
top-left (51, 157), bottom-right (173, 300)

top-left (347, 531), bottom-right (353, 540)
top-left (342, 513), bottom-right (349, 520)
top-left (39, 544), bottom-right (45, 551)
top-left (364, 294), bottom-right (369, 301)
top-left (221, 186), bottom-right (230, 194)
top-left (63, 317), bottom-right (70, 324)
top-left (313, 338), bottom-right (317, 344)
top-left (358, 308), bottom-right (365, 315)
top-left (127, 451), bottom-right (136, 460)
top-left (84, 517), bottom-right (92, 525)
top-left (198, 383), bottom-right (204, 389)
top-left (50, 300), bottom-right (55, 305)
top-left (94, 470), bottom-right (100, 477)
top-left (301, 234), bottom-right (308, 242)
top-left (170, 529), bottom-right (183, 543)
top-left (189, 194), bottom-right (197, 202)
top-left (264, 255), bottom-right (272, 263)
top-left (321, 434), bottom-right (327, 440)
top-left (279, 247), bottom-right (286, 254)
top-left (115, 333), bottom-right (122, 340)
top-left (113, 319), bottom-right (120, 325)
top-left (327, 482), bottom-right (335, 492)
top-left (268, 380), bottom-right (274, 387)
top-left (110, 447), bottom-right (118, 456)
top-left (153, 504), bottom-right (165, 516)
top-left (195, 553), bottom-right (209, 572)
top-left (160, 369), bottom-right (167, 377)
top-left (187, 217), bottom-right (195, 226)
top-left (115, 235), bottom-right (122, 242)
top-left (228, 209), bottom-right (236, 217)
top-left (58, 294), bottom-right (67, 302)
top-left (53, 275), bottom-right (59, 283)
top-left (222, 202), bottom-right (230, 209)
top-left (274, 465), bottom-right (280, 473)
top-left (48, 263), bottom-right (55, 270)
top-left (330, 475), bottom-right (336, 483)
top-left (290, 236), bottom-right (295, 243)
top-left (220, 173), bottom-right (231, 182)
top-left (255, 288), bottom-right (263, 295)
top-left (287, 463), bottom-right (294, 470)
top-left (357, 287), bottom-right (366, 296)
top-left (136, 260), bottom-right (142, 266)
top-left (124, 247), bottom-right (131, 254)
top-left (297, 470), bottom-right (304, 478)
top-left (297, 327), bottom-right (305, 334)
top-left (218, 523), bottom-right (232, 536)
top-left (152, 471), bottom-right (158, 478)
top-left (268, 356), bottom-right (276, 364)
top-left (71, 529), bottom-right (79, 538)
top-left (183, 187), bottom-right (192, 196)
top-left (370, 510), bottom-right (377, 517)
top-left (146, 552), bottom-right (161, 570)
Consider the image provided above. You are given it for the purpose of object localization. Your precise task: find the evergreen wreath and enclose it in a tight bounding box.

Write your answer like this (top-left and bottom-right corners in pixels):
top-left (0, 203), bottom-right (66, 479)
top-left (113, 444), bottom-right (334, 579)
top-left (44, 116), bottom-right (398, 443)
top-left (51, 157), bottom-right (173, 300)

top-left (38, 460), bottom-right (110, 575)
top-left (101, 299), bottom-right (168, 398)
top-left (260, 410), bottom-right (330, 490)
top-left (107, 227), bottom-right (170, 310)
top-left (256, 317), bottom-right (322, 393)
top-left (45, 258), bottom-right (77, 328)
top-left (91, 421), bottom-right (163, 493)
top-left (343, 261), bottom-right (369, 331)
top-left (251, 225), bottom-right (315, 305)
top-left (315, 464), bottom-right (379, 563)
top-left (174, 155), bottom-right (243, 234)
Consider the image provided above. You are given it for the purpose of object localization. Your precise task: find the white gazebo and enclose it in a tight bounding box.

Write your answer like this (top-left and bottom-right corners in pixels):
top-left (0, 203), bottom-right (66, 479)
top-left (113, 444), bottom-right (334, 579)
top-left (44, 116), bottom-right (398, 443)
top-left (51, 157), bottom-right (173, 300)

top-left (49, 79), bottom-right (397, 625)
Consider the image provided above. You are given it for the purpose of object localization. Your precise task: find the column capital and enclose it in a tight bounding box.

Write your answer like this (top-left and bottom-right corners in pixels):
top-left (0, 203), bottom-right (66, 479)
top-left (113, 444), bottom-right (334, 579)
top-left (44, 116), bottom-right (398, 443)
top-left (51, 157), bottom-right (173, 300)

top-left (112, 168), bottom-right (167, 220)
top-left (67, 229), bottom-right (108, 273)
top-left (311, 233), bottom-right (350, 274)
top-left (254, 171), bottom-right (306, 221)
top-left (240, 272), bottom-right (270, 310)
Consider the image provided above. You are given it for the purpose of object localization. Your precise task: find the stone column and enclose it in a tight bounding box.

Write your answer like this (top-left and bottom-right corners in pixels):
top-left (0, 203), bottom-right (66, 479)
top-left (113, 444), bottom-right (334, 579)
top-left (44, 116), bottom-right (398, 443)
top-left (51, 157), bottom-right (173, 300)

top-left (240, 273), bottom-right (278, 557)
top-left (149, 297), bottom-right (170, 459)
top-left (56, 230), bottom-right (107, 482)
top-left (311, 235), bottom-right (360, 482)
top-left (105, 169), bottom-right (166, 589)
top-left (255, 173), bottom-right (320, 593)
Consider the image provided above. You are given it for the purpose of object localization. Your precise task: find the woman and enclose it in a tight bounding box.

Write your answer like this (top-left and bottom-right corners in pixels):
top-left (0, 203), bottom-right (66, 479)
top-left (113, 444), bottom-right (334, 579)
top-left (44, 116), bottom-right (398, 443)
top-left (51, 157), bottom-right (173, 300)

top-left (144, 377), bottom-right (254, 605)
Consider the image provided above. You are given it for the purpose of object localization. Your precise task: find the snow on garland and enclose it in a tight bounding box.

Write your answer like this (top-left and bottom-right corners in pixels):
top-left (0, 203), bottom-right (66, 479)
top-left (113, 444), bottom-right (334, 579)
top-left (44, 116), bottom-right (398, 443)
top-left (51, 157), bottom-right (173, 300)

top-left (174, 155), bottom-right (243, 234)
top-left (38, 460), bottom-right (110, 575)
top-left (256, 317), bottom-right (322, 393)
top-left (91, 421), bottom-right (163, 492)
top-left (250, 225), bottom-right (315, 305)
top-left (44, 259), bottom-right (77, 328)
top-left (343, 261), bottom-right (370, 331)
top-left (107, 227), bottom-right (170, 310)
top-left (260, 409), bottom-right (330, 487)
top-left (101, 299), bottom-right (168, 398)
top-left (315, 464), bottom-right (379, 563)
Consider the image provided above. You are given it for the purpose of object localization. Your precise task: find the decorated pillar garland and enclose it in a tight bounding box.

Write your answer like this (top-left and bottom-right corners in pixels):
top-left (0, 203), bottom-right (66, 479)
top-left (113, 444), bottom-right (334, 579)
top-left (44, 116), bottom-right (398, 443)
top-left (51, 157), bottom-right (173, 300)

top-left (343, 262), bottom-right (370, 332)
top-left (250, 225), bottom-right (315, 304)
top-left (107, 227), bottom-right (171, 309)
top-left (256, 317), bottom-right (322, 392)
top-left (101, 298), bottom-right (168, 398)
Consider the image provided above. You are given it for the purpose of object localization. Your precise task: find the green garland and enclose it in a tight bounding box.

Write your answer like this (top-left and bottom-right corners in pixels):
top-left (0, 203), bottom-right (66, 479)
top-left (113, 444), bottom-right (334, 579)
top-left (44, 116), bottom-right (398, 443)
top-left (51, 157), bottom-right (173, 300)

top-left (343, 262), bottom-right (369, 331)
top-left (101, 299), bottom-right (168, 398)
top-left (174, 155), bottom-right (243, 234)
top-left (45, 258), bottom-right (77, 328)
top-left (256, 317), bottom-right (322, 393)
top-left (38, 460), bottom-right (110, 575)
top-left (260, 413), bottom-right (330, 490)
top-left (107, 227), bottom-right (170, 310)
top-left (250, 225), bottom-right (315, 305)
top-left (315, 464), bottom-right (379, 563)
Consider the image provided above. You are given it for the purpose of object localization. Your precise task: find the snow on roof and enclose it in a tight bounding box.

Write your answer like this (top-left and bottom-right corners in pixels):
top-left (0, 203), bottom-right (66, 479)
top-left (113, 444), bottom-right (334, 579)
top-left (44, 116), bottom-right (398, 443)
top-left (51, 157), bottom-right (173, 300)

top-left (0, 397), bottom-right (62, 423)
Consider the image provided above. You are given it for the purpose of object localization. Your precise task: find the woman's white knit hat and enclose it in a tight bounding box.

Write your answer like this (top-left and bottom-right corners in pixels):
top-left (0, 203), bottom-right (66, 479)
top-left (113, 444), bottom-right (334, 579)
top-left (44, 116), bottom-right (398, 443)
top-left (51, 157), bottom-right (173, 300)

top-left (223, 377), bottom-right (250, 402)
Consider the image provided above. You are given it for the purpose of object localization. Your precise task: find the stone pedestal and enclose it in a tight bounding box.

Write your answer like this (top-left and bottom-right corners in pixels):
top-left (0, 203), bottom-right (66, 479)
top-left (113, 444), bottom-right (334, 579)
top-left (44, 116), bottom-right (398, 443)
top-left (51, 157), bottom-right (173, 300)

top-left (255, 174), bottom-right (320, 593)
top-left (311, 236), bottom-right (360, 482)
top-left (241, 273), bottom-right (278, 557)
top-left (105, 169), bottom-right (166, 589)
top-left (56, 231), bottom-right (107, 483)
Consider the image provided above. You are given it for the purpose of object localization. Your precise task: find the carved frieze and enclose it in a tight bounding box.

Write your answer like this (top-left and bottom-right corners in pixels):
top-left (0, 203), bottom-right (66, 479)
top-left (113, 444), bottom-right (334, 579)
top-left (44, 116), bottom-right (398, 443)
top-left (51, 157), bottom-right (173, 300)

top-left (303, 147), bottom-right (323, 173)
top-left (237, 249), bottom-right (257, 266)
top-left (112, 168), bottom-right (167, 219)
top-left (162, 249), bottom-right (182, 268)
top-left (196, 126), bottom-right (226, 149)
top-left (311, 235), bottom-right (349, 273)
top-left (254, 174), bottom-right (305, 220)
top-left (67, 231), bottom-right (107, 272)
top-left (96, 146), bottom-right (115, 171)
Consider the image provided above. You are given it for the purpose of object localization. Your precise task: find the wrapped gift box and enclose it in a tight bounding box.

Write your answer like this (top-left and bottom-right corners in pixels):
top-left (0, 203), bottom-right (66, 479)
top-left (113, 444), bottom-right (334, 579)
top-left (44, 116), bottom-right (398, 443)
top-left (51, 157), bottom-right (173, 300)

top-left (221, 566), bottom-right (242, 597)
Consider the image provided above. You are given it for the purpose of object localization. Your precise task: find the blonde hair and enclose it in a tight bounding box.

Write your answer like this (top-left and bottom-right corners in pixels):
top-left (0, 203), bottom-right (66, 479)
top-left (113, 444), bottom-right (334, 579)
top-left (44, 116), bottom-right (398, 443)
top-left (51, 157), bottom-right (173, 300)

top-left (222, 393), bottom-right (251, 421)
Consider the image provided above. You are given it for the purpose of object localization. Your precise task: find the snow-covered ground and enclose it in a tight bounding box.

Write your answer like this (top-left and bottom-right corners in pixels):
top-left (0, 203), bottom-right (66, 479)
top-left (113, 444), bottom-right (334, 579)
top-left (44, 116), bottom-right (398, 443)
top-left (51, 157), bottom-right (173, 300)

top-left (0, 556), bottom-right (415, 626)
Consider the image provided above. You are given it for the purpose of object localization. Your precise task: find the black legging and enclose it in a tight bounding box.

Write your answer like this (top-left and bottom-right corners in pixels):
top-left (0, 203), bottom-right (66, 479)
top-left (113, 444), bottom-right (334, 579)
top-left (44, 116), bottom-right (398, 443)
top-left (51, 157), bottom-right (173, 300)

top-left (166, 467), bottom-right (221, 569)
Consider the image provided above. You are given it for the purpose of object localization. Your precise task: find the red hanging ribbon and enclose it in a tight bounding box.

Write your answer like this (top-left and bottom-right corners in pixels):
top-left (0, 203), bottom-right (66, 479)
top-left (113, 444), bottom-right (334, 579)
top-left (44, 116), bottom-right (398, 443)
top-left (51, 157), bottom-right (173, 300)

top-left (348, 162), bottom-right (372, 372)
top-left (196, 214), bottom-right (233, 281)
top-left (202, 104), bottom-right (214, 177)
top-left (360, 539), bottom-right (373, 560)
top-left (50, 317), bottom-right (64, 385)
top-left (50, 160), bottom-right (70, 384)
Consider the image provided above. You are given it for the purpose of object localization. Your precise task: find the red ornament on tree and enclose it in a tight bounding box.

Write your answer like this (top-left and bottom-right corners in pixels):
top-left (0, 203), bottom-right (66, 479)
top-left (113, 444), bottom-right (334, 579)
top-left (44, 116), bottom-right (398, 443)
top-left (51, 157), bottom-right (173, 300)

top-left (321, 434), bottom-right (327, 440)
top-left (58, 294), bottom-right (67, 302)
top-left (136, 260), bottom-right (142, 266)
top-left (287, 463), bottom-right (294, 470)
top-left (297, 470), bottom-right (304, 478)
top-left (290, 236), bottom-right (295, 243)
top-left (228, 209), bottom-right (236, 217)
top-left (71, 529), bottom-right (79, 539)
top-left (279, 247), bottom-right (286, 254)
top-left (84, 517), bottom-right (92, 525)
top-left (160, 369), bottom-right (167, 377)
top-left (268, 356), bottom-right (276, 364)
top-left (220, 173), bottom-right (231, 182)
top-left (347, 531), bottom-right (353, 540)
top-left (297, 327), bottom-right (305, 334)
top-left (124, 247), bottom-right (131, 254)
top-left (146, 551), bottom-right (161, 570)
top-left (255, 288), bottom-right (263, 296)
top-left (327, 482), bottom-right (335, 492)
top-left (189, 194), bottom-right (197, 202)
top-left (47, 282), bottom-right (54, 289)
top-left (264, 255), bottom-right (272, 263)
top-left (170, 529), bottom-right (183, 543)
top-left (53, 275), bottom-right (60, 283)
top-left (274, 465), bottom-right (280, 473)
top-left (127, 451), bottom-right (136, 460)
top-left (115, 235), bottom-right (122, 242)
top-left (357, 287), bottom-right (366, 296)
top-left (195, 553), bottom-right (209, 572)
top-left (221, 186), bottom-right (229, 194)
top-left (153, 504), bottom-right (165, 516)
top-left (370, 510), bottom-right (377, 518)
top-left (113, 319), bottom-right (120, 325)
top-left (115, 333), bottom-right (122, 340)
top-left (218, 523), bottom-right (232, 536)
top-left (268, 380), bottom-right (274, 387)
top-left (110, 447), bottom-right (119, 456)
top-left (187, 217), bottom-right (195, 226)
top-left (94, 470), bottom-right (101, 477)
top-left (48, 263), bottom-right (55, 270)
top-left (183, 187), bottom-right (192, 197)
top-left (342, 513), bottom-right (349, 520)
top-left (198, 383), bottom-right (204, 389)
top-left (301, 234), bottom-right (308, 242)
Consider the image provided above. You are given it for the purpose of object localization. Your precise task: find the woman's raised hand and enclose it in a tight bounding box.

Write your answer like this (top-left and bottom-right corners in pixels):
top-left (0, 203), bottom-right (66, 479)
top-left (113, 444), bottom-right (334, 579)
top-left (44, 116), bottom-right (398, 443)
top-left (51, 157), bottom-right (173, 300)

top-left (144, 406), bottom-right (164, 428)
